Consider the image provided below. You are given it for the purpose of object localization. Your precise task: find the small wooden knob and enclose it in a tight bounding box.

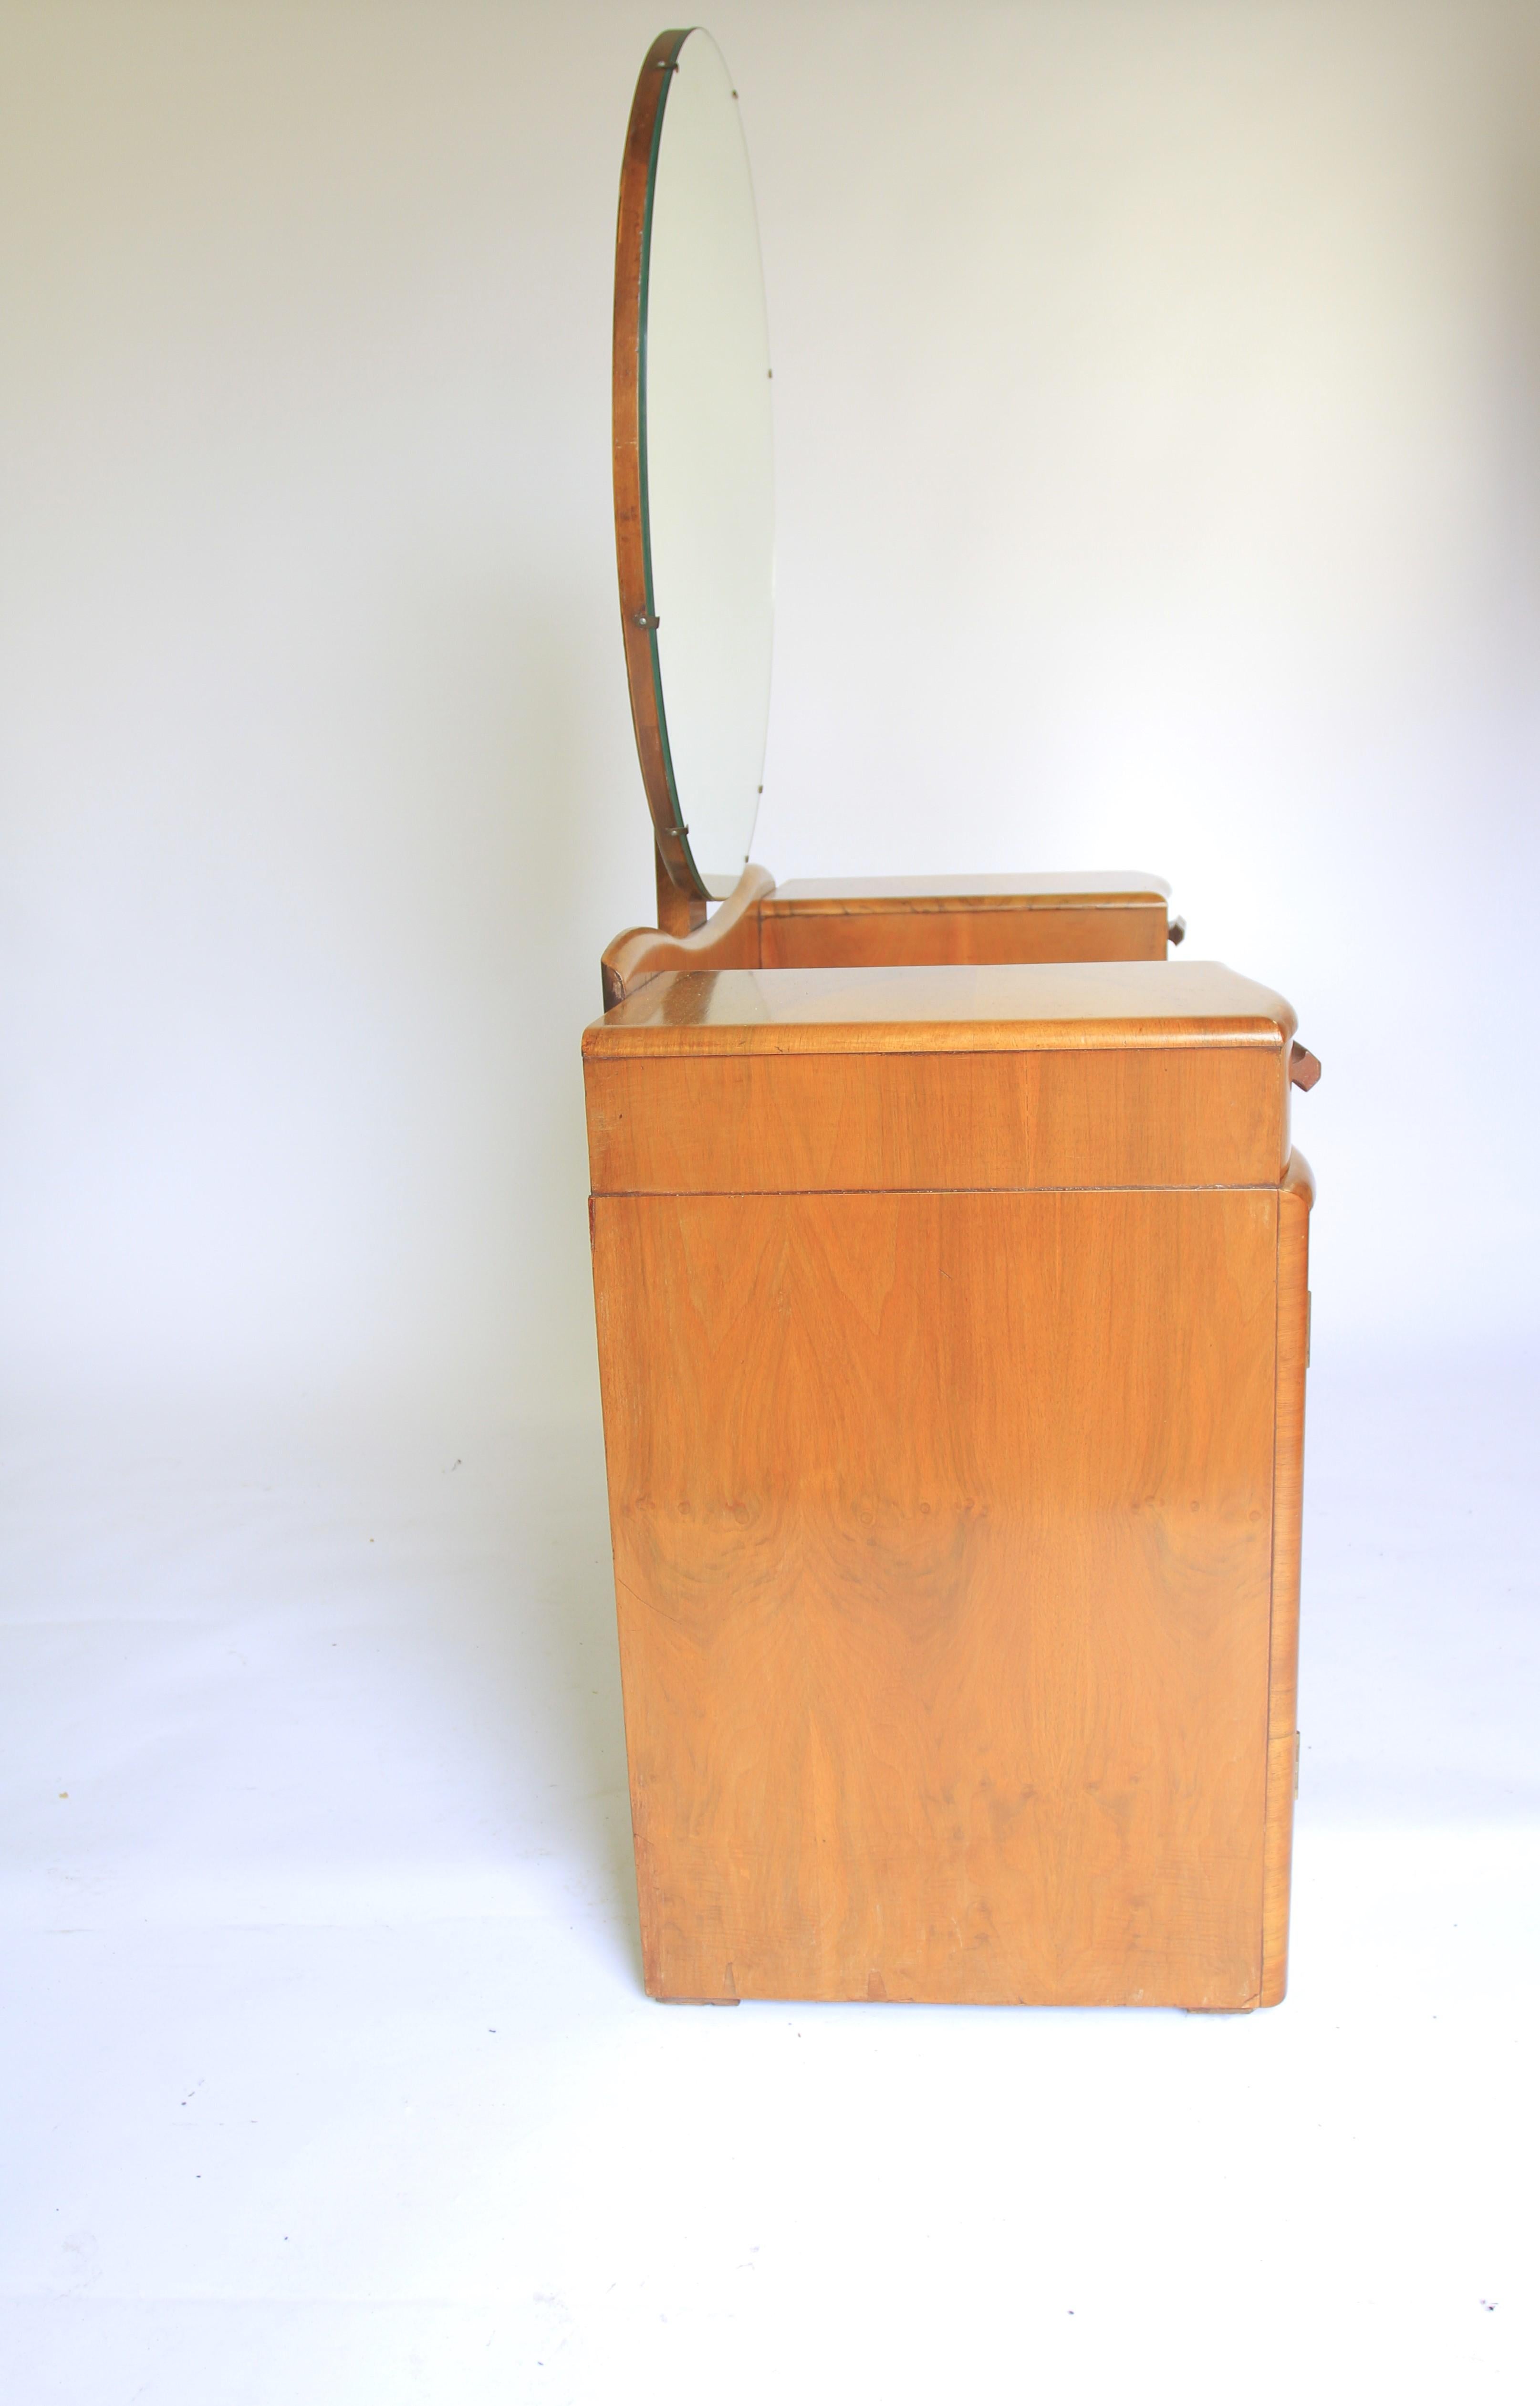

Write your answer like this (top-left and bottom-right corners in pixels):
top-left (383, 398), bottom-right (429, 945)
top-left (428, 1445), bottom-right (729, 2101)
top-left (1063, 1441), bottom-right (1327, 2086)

top-left (1290, 1041), bottom-right (1321, 1092)
top-left (1167, 915), bottom-right (1186, 947)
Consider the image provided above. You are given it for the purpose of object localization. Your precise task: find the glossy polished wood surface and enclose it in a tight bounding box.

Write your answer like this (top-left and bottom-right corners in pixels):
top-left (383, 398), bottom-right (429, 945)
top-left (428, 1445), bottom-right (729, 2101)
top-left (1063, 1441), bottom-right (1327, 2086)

top-left (1261, 1149), bottom-right (1314, 2006)
top-left (594, 1185), bottom-right (1280, 2006)
top-left (586, 962), bottom-right (1318, 2008)
top-left (760, 872), bottom-right (1171, 969)
top-left (768, 873), bottom-right (1172, 901)
top-left (601, 864), bottom-right (774, 1013)
top-left (585, 959), bottom-right (1297, 1054)
top-left (585, 961), bottom-right (1296, 1194)
top-left (601, 867), bottom-right (1181, 1003)
top-left (588, 1047), bottom-right (1290, 1195)
top-left (761, 907), bottom-right (1168, 968)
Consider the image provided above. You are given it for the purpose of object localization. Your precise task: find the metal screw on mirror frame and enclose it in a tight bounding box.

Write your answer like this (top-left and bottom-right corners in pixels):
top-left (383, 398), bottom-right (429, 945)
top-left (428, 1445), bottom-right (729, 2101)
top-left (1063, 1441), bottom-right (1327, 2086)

top-left (634, 612), bottom-right (660, 629)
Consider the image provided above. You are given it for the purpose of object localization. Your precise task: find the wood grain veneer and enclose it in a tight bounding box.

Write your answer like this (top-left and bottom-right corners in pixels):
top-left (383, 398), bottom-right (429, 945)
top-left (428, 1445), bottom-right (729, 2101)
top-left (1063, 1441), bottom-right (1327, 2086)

top-left (585, 960), bottom-right (1317, 2009)
top-left (600, 867), bottom-right (1182, 1006)
top-left (1260, 1149), bottom-right (1313, 2005)
top-left (584, 961), bottom-right (1295, 1195)
top-left (602, 865), bottom-right (774, 1013)
top-left (767, 874), bottom-right (1172, 902)
top-left (593, 1185), bottom-right (1279, 2007)
top-left (586, 1048), bottom-right (1289, 1195)
top-left (760, 873), bottom-right (1172, 969)
top-left (585, 959), bottom-right (1296, 1053)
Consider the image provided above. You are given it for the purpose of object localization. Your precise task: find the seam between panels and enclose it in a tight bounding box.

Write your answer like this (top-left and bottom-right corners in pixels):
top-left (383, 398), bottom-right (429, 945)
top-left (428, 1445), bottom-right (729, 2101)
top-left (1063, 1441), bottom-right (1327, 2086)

top-left (590, 1182), bottom-right (1288, 1201)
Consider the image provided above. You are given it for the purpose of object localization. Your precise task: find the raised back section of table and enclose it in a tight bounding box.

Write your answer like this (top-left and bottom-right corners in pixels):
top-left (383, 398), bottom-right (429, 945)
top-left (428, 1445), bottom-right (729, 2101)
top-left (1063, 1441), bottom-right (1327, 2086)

top-left (599, 867), bottom-right (1176, 1010)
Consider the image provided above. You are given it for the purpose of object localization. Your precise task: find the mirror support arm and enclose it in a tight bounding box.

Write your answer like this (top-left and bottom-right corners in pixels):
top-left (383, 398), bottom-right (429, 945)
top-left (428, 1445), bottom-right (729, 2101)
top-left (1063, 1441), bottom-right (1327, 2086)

top-left (656, 840), bottom-right (708, 936)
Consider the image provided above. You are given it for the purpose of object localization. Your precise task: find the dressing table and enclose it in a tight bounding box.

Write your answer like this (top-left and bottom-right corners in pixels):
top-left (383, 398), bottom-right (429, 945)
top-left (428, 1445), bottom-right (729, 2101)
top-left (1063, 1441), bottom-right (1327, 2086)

top-left (585, 28), bottom-right (1317, 2008)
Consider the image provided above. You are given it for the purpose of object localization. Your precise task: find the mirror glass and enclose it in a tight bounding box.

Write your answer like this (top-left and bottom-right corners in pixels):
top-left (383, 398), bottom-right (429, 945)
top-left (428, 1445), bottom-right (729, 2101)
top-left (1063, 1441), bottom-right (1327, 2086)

top-left (626, 28), bottom-right (774, 899)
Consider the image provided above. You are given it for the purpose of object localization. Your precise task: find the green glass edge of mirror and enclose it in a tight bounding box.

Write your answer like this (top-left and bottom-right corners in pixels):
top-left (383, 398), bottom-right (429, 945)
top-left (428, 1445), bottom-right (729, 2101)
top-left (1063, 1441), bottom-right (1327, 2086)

top-left (638, 22), bottom-right (721, 903)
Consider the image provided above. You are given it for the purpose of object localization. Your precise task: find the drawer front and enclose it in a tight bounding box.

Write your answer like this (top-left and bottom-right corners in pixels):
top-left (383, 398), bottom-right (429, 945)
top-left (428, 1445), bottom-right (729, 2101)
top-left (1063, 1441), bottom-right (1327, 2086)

top-left (586, 1044), bottom-right (1289, 1194)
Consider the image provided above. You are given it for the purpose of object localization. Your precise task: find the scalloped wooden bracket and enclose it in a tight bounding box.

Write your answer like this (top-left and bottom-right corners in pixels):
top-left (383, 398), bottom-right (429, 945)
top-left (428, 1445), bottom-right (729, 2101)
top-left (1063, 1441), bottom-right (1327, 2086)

top-left (601, 863), bottom-right (777, 1013)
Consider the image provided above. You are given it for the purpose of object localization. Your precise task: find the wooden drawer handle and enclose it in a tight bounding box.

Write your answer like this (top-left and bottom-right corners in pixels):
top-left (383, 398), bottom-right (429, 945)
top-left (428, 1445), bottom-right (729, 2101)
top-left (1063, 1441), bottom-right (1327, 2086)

top-left (1290, 1041), bottom-right (1321, 1091)
top-left (1167, 915), bottom-right (1186, 946)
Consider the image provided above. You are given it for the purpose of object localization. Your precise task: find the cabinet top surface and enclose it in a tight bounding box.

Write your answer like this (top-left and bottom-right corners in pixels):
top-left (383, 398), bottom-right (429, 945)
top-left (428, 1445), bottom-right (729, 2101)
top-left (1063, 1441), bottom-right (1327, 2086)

top-left (584, 961), bottom-right (1296, 1057)
top-left (764, 871), bottom-right (1170, 911)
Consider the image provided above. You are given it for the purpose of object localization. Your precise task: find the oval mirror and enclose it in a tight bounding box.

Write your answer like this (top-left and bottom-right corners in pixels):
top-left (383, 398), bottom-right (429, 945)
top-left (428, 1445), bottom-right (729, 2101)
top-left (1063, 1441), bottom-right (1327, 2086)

top-left (614, 27), bottom-right (774, 909)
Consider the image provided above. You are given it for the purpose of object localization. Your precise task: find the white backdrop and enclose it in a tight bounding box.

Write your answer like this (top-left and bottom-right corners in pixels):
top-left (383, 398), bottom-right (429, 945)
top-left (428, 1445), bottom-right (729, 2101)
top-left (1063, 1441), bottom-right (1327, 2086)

top-left (3, 8), bottom-right (1537, 2402)
top-left (4, 0), bottom-right (1539, 1424)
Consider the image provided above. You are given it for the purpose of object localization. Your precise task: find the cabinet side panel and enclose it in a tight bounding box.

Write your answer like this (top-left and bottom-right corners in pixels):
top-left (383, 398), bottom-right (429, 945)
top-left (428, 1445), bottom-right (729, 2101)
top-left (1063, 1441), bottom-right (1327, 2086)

top-left (759, 902), bottom-right (1167, 968)
top-left (586, 1049), bottom-right (1286, 1195)
top-left (1260, 1153), bottom-right (1313, 2005)
top-left (592, 1188), bottom-right (1278, 2007)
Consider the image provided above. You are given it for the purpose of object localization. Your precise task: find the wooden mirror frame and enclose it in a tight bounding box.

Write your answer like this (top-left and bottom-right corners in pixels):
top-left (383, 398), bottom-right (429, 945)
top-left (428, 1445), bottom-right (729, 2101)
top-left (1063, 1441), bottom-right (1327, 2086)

top-left (613, 28), bottom-right (714, 937)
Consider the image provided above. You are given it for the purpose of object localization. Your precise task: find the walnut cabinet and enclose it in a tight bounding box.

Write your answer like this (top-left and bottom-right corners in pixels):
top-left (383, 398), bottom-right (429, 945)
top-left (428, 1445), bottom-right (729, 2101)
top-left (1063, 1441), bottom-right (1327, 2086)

top-left (585, 955), bottom-right (1313, 2009)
